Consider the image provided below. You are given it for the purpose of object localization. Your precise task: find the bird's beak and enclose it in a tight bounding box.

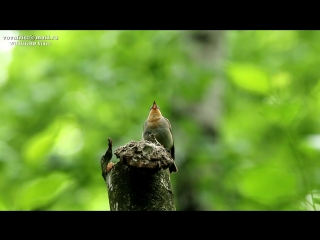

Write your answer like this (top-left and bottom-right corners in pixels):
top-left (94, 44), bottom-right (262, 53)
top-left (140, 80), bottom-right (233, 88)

top-left (152, 101), bottom-right (158, 109)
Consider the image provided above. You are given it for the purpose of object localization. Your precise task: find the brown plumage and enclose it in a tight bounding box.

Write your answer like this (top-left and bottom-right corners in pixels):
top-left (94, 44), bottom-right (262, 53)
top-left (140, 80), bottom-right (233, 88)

top-left (142, 101), bottom-right (178, 173)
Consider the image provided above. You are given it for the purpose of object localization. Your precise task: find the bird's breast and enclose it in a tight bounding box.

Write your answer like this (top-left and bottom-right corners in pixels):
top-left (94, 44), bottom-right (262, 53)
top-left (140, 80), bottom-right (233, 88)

top-left (143, 118), bottom-right (173, 149)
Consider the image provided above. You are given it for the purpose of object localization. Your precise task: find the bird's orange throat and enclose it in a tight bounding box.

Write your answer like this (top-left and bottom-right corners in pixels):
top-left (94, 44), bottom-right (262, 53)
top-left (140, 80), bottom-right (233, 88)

top-left (147, 109), bottom-right (162, 122)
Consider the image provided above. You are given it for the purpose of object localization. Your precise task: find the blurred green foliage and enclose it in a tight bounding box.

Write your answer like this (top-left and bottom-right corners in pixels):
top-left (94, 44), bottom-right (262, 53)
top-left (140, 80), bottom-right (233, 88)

top-left (1, 30), bottom-right (320, 210)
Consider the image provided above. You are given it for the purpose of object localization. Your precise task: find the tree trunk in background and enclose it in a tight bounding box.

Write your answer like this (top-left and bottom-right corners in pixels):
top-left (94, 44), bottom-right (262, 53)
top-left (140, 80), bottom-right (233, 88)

top-left (174, 31), bottom-right (226, 210)
top-left (183, 30), bottom-right (225, 134)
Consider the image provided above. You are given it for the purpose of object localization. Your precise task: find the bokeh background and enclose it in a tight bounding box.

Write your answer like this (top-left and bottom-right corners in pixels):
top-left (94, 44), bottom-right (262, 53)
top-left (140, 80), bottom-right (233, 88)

top-left (1, 30), bottom-right (320, 210)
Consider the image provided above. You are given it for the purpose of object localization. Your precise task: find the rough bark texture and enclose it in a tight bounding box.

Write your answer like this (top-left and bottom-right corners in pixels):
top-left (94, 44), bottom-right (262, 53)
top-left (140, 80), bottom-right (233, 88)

top-left (103, 139), bottom-right (176, 211)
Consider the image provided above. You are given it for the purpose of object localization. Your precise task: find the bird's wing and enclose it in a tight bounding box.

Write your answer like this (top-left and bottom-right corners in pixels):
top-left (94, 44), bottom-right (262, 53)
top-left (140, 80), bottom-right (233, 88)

top-left (142, 120), bottom-right (147, 139)
top-left (164, 117), bottom-right (175, 160)
top-left (164, 117), bottom-right (172, 134)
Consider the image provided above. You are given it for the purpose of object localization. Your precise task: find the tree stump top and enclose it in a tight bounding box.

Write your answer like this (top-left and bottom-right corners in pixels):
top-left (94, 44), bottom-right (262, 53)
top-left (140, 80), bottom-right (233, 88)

top-left (114, 140), bottom-right (174, 172)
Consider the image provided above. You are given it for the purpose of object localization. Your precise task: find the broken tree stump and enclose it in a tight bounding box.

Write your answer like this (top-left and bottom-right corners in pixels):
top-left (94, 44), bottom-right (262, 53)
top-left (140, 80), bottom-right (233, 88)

top-left (101, 138), bottom-right (176, 211)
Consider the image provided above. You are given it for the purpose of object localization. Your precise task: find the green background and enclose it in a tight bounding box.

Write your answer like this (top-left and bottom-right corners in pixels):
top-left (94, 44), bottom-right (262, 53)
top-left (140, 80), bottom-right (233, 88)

top-left (1, 30), bottom-right (320, 210)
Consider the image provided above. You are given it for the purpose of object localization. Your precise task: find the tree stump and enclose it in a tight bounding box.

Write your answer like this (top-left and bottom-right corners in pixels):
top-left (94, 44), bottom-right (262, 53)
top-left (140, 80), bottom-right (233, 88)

top-left (101, 138), bottom-right (176, 211)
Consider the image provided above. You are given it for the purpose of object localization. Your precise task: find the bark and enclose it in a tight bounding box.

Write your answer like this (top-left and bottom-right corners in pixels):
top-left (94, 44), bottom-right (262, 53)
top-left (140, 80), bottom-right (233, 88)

top-left (101, 138), bottom-right (176, 211)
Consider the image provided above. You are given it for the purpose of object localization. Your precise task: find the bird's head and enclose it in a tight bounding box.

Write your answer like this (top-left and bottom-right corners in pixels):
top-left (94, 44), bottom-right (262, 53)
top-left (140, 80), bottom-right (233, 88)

top-left (147, 101), bottom-right (162, 121)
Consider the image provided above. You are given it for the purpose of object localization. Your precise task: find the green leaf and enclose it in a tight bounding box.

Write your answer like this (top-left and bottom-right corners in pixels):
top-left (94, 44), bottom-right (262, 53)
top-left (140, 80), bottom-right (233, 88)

top-left (52, 123), bottom-right (84, 156)
top-left (18, 172), bottom-right (74, 210)
top-left (312, 198), bottom-right (320, 205)
top-left (0, 199), bottom-right (8, 210)
top-left (22, 121), bottom-right (60, 165)
top-left (227, 63), bottom-right (270, 95)
top-left (271, 72), bottom-right (291, 89)
top-left (238, 166), bottom-right (296, 205)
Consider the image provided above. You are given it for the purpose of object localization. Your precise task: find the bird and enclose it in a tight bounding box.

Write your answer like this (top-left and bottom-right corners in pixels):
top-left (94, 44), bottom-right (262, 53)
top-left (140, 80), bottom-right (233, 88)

top-left (142, 101), bottom-right (178, 173)
top-left (101, 138), bottom-right (113, 181)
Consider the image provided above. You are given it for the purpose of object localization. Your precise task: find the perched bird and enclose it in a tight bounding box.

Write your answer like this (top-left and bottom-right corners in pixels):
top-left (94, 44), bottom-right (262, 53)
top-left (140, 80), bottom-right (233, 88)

top-left (101, 138), bottom-right (113, 181)
top-left (143, 101), bottom-right (178, 173)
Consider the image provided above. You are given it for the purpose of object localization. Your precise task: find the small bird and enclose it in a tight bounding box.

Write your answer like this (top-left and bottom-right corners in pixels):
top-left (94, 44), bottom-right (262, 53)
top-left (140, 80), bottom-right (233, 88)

top-left (101, 138), bottom-right (113, 181)
top-left (142, 101), bottom-right (178, 173)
